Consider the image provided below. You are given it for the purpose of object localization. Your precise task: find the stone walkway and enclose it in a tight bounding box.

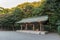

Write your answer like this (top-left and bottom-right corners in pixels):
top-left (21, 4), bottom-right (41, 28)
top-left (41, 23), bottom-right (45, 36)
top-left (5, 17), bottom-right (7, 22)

top-left (0, 31), bottom-right (60, 40)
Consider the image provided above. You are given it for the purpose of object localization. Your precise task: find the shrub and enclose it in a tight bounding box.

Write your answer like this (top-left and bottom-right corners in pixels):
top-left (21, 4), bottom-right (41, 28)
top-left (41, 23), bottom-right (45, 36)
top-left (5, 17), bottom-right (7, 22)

top-left (44, 25), bottom-right (50, 31)
top-left (57, 26), bottom-right (60, 34)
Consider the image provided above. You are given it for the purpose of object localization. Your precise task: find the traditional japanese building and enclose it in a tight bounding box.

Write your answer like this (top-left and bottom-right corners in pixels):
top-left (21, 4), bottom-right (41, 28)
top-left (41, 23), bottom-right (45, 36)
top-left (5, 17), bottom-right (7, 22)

top-left (16, 16), bottom-right (48, 32)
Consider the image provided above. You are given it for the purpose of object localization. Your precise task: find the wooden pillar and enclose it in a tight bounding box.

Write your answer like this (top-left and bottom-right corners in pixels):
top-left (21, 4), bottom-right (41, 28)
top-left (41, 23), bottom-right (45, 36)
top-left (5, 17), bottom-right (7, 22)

top-left (33, 24), bottom-right (35, 31)
top-left (25, 24), bottom-right (28, 30)
top-left (39, 22), bottom-right (42, 31)
top-left (20, 25), bottom-right (23, 30)
top-left (39, 22), bottom-right (44, 31)
top-left (40, 23), bottom-right (42, 31)
top-left (12, 25), bottom-right (14, 31)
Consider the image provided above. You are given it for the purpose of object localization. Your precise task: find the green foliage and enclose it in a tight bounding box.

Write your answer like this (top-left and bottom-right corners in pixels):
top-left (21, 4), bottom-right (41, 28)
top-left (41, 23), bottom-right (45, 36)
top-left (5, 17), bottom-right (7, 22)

top-left (44, 25), bottom-right (50, 31)
top-left (42, 0), bottom-right (60, 31)
top-left (0, 0), bottom-right (60, 31)
top-left (0, 7), bottom-right (24, 30)
top-left (58, 26), bottom-right (60, 34)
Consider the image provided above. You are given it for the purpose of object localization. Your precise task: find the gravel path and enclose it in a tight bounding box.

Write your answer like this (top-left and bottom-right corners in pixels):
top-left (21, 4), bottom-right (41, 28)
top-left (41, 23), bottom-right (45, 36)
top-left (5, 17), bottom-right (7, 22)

top-left (0, 31), bottom-right (60, 40)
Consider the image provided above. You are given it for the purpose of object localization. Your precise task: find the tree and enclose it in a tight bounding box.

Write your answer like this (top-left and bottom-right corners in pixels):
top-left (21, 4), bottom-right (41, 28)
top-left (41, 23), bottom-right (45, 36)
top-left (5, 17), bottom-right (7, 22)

top-left (6, 8), bottom-right (24, 30)
top-left (22, 5), bottom-right (34, 17)
top-left (42, 0), bottom-right (60, 32)
top-left (0, 7), bottom-right (5, 14)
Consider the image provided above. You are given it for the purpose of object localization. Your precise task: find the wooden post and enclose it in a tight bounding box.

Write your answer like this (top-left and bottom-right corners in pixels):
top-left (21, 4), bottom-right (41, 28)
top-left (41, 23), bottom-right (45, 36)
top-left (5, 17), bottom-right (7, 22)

top-left (39, 22), bottom-right (44, 31)
top-left (33, 24), bottom-right (35, 31)
top-left (39, 22), bottom-right (42, 31)
top-left (20, 25), bottom-right (23, 30)
top-left (25, 24), bottom-right (28, 30)
top-left (12, 24), bottom-right (14, 31)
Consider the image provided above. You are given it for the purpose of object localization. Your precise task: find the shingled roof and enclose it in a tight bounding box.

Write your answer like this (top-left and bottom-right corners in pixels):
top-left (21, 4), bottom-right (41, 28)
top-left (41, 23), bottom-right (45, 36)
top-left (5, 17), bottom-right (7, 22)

top-left (16, 16), bottom-right (48, 23)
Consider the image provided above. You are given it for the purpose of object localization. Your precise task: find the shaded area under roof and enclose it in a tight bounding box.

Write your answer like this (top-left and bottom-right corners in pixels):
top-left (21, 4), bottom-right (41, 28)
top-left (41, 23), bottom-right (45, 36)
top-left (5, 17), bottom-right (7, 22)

top-left (16, 16), bottom-right (48, 23)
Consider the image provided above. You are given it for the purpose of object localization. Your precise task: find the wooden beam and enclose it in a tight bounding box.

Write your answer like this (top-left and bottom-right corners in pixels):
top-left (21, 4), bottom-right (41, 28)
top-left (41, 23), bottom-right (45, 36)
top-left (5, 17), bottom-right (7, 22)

top-left (39, 22), bottom-right (42, 31)
top-left (20, 25), bottom-right (22, 30)
top-left (33, 24), bottom-right (35, 31)
top-left (40, 23), bottom-right (41, 31)
top-left (39, 22), bottom-right (44, 31)
top-left (25, 24), bottom-right (28, 30)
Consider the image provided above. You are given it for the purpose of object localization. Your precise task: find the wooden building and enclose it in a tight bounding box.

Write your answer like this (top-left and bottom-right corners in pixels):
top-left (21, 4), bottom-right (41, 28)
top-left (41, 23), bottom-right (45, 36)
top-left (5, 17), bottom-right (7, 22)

top-left (16, 16), bottom-right (48, 31)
